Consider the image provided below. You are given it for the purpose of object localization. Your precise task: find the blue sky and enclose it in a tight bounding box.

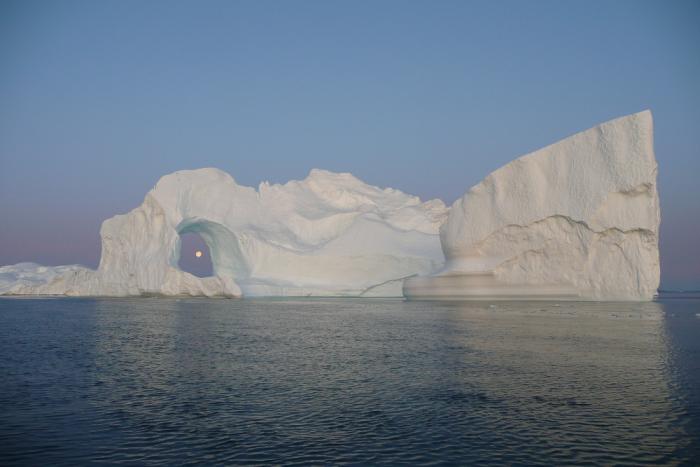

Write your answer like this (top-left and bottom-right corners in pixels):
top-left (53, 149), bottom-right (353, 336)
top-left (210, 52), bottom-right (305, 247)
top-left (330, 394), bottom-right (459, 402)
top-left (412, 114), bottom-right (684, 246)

top-left (1, 0), bottom-right (698, 289)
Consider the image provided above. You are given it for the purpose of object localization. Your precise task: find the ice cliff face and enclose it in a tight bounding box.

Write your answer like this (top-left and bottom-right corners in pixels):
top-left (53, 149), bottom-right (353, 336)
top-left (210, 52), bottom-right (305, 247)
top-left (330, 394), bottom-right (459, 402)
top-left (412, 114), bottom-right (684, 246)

top-left (1, 169), bottom-right (447, 297)
top-left (404, 110), bottom-right (660, 300)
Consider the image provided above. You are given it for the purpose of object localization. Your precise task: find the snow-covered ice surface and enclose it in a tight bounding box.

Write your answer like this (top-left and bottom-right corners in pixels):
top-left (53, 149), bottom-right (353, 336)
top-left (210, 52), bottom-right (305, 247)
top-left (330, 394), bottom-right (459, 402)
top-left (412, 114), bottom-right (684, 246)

top-left (404, 110), bottom-right (660, 301)
top-left (1, 169), bottom-right (447, 297)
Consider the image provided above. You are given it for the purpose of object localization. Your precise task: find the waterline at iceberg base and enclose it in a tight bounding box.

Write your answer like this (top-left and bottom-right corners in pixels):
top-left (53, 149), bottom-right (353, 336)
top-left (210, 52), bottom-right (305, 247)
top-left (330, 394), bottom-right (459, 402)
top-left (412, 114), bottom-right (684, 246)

top-left (0, 110), bottom-right (660, 300)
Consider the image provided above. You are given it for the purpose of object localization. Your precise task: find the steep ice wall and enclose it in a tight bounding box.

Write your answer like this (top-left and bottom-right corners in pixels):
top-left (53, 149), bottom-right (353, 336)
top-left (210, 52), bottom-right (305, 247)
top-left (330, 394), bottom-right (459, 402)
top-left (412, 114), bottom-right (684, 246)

top-left (2, 169), bottom-right (447, 297)
top-left (404, 110), bottom-right (660, 301)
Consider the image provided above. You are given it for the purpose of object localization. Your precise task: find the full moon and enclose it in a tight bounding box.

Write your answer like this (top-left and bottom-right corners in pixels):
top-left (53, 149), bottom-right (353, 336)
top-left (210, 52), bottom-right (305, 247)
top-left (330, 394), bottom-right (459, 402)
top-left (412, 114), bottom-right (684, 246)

top-left (195, 250), bottom-right (203, 258)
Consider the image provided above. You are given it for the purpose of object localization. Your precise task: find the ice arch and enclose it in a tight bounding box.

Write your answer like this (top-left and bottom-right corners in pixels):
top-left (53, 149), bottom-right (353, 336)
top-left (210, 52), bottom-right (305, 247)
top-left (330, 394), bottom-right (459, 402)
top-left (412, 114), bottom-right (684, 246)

top-left (176, 231), bottom-right (213, 278)
top-left (175, 219), bottom-right (248, 281)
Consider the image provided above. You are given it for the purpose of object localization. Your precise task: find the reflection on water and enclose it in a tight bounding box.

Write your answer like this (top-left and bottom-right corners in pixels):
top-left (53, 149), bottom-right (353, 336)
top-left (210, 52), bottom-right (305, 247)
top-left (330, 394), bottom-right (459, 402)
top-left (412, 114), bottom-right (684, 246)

top-left (0, 298), bottom-right (698, 465)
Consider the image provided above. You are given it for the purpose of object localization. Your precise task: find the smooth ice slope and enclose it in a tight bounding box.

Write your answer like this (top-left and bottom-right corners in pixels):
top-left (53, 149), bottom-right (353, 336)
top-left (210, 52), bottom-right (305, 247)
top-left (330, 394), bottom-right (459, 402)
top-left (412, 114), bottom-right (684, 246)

top-left (404, 110), bottom-right (660, 301)
top-left (1, 169), bottom-right (447, 297)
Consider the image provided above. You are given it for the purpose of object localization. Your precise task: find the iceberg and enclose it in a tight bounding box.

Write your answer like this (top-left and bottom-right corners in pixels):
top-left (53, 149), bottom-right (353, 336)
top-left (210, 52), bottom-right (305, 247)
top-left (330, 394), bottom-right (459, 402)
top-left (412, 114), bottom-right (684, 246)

top-left (404, 110), bottom-right (660, 301)
top-left (0, 263), bottom-right (93, 295)
top-left (0, 110), bottom-right (661, 301)
top-left (1, 169), bottom-right (447, 297)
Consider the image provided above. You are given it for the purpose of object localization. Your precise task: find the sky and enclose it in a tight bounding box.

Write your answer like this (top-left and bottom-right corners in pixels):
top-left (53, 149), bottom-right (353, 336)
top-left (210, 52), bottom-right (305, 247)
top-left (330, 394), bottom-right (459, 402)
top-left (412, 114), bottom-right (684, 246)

top-left (0, 0), bottom-right (698, 289)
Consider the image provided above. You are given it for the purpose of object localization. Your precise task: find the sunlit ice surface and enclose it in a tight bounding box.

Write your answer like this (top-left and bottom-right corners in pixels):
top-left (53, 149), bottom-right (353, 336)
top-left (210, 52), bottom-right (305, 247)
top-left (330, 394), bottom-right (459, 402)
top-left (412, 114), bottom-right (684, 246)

top-left (0, 297), bottom-right (698, 465)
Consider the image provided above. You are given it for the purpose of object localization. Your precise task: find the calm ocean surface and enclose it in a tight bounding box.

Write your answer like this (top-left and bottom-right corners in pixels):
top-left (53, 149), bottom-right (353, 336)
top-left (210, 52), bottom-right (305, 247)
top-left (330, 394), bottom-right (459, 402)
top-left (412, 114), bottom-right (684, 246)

top-left (1, 297), bottom-right (698, 466)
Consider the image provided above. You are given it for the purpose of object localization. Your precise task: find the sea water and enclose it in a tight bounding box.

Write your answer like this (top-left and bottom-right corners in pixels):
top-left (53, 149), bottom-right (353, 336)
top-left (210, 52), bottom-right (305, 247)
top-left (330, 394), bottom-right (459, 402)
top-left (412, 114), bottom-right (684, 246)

top-left (1, 297), bottom-right (698, 465)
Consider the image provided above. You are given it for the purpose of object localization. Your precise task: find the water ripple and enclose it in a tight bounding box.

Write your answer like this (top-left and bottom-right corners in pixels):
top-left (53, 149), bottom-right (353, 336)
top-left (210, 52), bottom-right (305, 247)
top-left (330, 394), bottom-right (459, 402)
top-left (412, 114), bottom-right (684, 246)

top-left (0, 297), bottom-right (698, 465)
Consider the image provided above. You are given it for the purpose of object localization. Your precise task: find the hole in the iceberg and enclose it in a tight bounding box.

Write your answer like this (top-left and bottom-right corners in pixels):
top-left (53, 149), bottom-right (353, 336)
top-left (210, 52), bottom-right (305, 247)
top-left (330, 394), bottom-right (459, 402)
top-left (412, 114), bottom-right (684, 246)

top-left (177, 232), bottom-right (214, 277)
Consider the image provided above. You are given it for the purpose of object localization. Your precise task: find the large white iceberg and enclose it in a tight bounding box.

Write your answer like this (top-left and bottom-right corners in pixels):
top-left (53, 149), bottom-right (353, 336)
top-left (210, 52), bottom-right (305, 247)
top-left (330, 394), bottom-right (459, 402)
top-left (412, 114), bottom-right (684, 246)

top-left (1, 169), bottom-right (447, 297)
top-left (1, 111), bottom-right (661, 301)
top-left (404, 110), bottom-right (660, 300)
